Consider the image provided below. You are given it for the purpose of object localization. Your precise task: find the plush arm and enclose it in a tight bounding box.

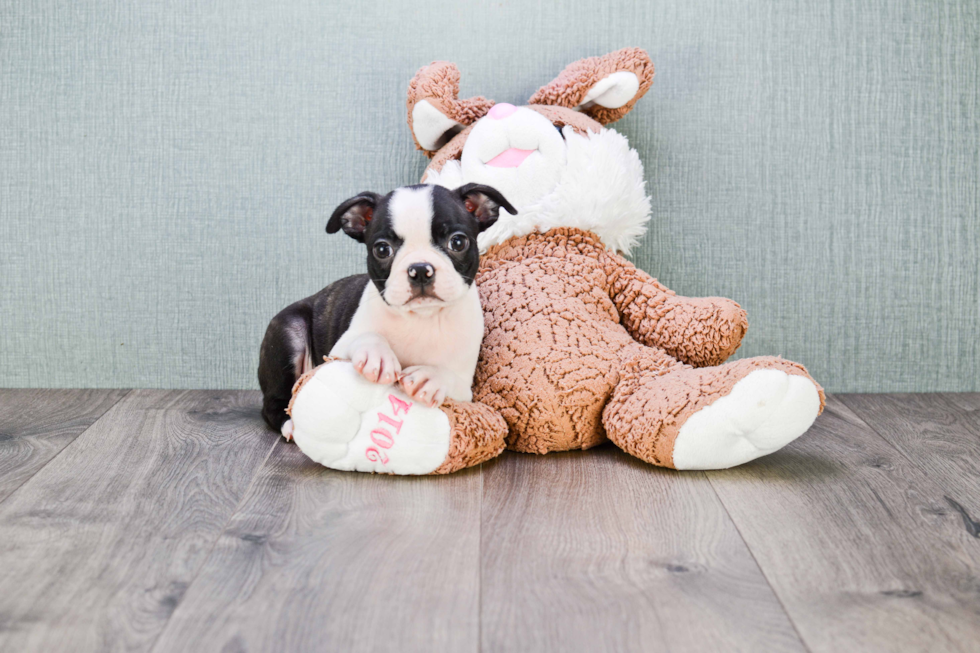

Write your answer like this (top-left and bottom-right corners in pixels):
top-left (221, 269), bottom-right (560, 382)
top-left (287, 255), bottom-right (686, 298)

top-left (605, 252), bottom-right (748, 367)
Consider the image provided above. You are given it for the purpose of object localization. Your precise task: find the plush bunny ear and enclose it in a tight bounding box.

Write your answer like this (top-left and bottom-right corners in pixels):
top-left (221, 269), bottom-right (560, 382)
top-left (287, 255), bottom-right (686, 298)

top-left (407, 61), bottom-right (495, 156)
top-left (528, 47), bottom-right (654, 125)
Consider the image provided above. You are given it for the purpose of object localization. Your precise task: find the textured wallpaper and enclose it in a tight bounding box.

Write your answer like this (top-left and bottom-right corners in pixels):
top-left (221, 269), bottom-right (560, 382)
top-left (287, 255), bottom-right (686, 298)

top-left (1, 0), bottom-right (978, 392)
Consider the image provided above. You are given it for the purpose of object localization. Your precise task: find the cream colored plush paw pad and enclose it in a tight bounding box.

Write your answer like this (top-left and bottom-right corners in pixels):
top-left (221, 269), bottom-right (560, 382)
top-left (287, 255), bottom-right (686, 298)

top-left (289, 361), bottom-right (451, 475)
top-left (672, 369), bottom-right (820, 470)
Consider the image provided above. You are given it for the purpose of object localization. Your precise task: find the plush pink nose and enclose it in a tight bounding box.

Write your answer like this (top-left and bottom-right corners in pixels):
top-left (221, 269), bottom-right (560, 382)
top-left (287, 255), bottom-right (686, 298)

top-left (487, 103), bottom-right (518, 120)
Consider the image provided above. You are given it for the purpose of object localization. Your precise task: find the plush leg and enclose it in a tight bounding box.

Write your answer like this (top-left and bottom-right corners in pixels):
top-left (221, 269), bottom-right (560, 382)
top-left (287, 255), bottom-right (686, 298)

top-left (287, 360), bottom-right (507, 475)
top-left (603, 355), bottom-right (825, 470)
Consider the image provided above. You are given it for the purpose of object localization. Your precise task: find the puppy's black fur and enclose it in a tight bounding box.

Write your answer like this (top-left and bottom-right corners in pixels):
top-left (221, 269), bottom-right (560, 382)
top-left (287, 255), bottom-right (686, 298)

top-left (258, 274), bottom-right (369, 430)
top-left (258, 184), bottom-right (515, 432)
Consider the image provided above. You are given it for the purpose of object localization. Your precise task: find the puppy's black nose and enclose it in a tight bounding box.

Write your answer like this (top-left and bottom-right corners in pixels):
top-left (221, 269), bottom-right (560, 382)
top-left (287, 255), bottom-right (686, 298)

top-left (407, 263), bottom-right (435, 287)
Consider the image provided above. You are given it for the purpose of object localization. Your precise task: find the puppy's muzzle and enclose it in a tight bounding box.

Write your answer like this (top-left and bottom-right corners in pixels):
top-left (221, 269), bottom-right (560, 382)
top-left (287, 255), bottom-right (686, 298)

top-left (407, 263), bottom-right (435, 288)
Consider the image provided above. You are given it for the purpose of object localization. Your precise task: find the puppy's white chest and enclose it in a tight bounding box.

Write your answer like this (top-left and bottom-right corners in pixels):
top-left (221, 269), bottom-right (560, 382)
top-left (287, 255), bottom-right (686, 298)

top-left (330, 283), bottom-right (484, 380)
top-left (382, 309), bottom-right (479, 370)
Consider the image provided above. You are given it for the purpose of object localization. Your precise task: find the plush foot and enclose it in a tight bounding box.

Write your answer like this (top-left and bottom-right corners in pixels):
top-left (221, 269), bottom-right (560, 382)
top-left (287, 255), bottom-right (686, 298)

top-left (287, 360), bottom-right (506, 475)
top-left (671, 368), bottom-right (821, 469)
top-left (603, 356), bottom-right (825, 470)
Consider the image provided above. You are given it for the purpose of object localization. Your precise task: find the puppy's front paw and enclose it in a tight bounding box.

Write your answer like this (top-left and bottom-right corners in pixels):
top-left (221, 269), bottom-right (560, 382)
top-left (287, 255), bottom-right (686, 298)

top-left (399, 366), bottom-right (454, 408)
top-left (351, 341), bottom-right (401, 385)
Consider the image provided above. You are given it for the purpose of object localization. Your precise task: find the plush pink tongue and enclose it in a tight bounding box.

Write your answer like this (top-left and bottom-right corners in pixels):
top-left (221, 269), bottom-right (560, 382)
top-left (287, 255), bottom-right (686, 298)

top-left (486, 147), bottom-right (535, 168)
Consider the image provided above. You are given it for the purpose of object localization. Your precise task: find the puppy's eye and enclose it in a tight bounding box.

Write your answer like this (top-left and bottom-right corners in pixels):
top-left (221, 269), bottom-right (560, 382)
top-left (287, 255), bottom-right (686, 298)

top-left (373, 242), bottom-right (392, 259)
top-left (448, 234), bottom-right (469, 252)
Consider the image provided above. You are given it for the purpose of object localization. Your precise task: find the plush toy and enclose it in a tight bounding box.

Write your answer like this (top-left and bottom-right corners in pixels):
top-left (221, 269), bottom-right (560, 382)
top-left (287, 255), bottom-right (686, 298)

top-left (287, 48), bottom-right (824, 474)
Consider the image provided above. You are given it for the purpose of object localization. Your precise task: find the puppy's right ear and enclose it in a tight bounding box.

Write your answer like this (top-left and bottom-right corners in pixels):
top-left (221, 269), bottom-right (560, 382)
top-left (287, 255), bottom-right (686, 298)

top-left (326, 192), bottom-right (382, 242)
top-left (456, 183), bottom-right (517, 232)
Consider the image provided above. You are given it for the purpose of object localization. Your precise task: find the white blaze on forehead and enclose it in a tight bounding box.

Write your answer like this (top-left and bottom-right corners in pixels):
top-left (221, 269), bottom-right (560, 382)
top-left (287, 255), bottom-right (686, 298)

top-left (382, 185), bottom-right (469, 308)
top-left (388, 186), bottom-right (434, 247)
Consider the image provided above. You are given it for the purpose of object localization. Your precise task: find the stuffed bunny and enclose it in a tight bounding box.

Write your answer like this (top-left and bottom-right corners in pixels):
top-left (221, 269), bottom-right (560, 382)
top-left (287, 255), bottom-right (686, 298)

top-left (287, 48), bottom-right (824, 473)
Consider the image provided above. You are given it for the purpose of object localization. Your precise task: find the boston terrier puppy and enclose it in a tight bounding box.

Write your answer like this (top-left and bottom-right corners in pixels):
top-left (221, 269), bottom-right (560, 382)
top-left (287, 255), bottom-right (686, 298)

top-left (258, 183), bottom-right (516, 439)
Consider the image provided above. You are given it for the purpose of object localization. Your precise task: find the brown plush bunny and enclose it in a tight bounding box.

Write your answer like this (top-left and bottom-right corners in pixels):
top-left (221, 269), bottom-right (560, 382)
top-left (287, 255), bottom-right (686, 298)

top-left (286, 48), bottom-right (824, 474)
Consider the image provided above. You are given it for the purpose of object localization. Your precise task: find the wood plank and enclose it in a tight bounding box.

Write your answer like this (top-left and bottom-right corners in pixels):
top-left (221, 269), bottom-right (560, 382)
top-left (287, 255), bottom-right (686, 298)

top-left (0, 390), bottom-right (276, 653)
top-left (480, 447), bottom-right (805, 653)
top-left (151, 441), bottom-right (482, 653)
top-left (839, 393), bottom-right (980, 533)
top-left (0, 389), bottom-right (129, 502)
top-left (708, 396), bottom-right (980, 653)
top-left (939, 393), bottom-right (980, 413)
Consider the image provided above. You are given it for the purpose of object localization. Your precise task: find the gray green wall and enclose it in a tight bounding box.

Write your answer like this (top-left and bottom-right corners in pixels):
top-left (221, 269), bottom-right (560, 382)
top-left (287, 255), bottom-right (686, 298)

top-left (2, 0), bottom-right (978, 392)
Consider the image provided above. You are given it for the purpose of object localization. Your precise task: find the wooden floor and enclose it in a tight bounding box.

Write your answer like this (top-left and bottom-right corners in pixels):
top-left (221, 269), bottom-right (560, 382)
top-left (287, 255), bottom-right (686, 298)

top-left (0, 390), bottom-right (978, 652)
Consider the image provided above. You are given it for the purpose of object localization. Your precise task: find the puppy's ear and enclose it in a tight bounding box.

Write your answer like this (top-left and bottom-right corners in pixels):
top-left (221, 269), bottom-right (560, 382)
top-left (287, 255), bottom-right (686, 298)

top-left (326, 192), bottom-right (382, 242)
top-left (456, 183), bottom-right (517, 232)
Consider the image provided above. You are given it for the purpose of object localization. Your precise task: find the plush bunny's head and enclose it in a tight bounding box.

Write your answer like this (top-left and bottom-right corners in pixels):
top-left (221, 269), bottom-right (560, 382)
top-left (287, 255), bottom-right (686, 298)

top-left (407, 48), bottom-right (655, 254)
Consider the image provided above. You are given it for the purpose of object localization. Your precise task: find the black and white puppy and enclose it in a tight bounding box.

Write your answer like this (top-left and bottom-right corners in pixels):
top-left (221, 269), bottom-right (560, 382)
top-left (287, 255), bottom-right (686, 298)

top-left (258, 183), bottom-right (516, 439)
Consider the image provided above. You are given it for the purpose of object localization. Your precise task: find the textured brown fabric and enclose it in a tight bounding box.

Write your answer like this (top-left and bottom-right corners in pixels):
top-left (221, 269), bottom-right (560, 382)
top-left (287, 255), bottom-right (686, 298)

top-left (528, 47), bottom-right (655, 125)
top-left (407, 61), bottom-right (495, 156)
top-left (525, 105), bottom-right (603, 136)
top-left (476, 229), bottom-right (625, 452)
top-left (607, 256), bottom-right (748, 367)
top-left (430, 399), bottom-right (509, 474)
top-left (603, 356), bottom-right (826, 468)
top-left (473, 227), bottom-right (822, 458)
